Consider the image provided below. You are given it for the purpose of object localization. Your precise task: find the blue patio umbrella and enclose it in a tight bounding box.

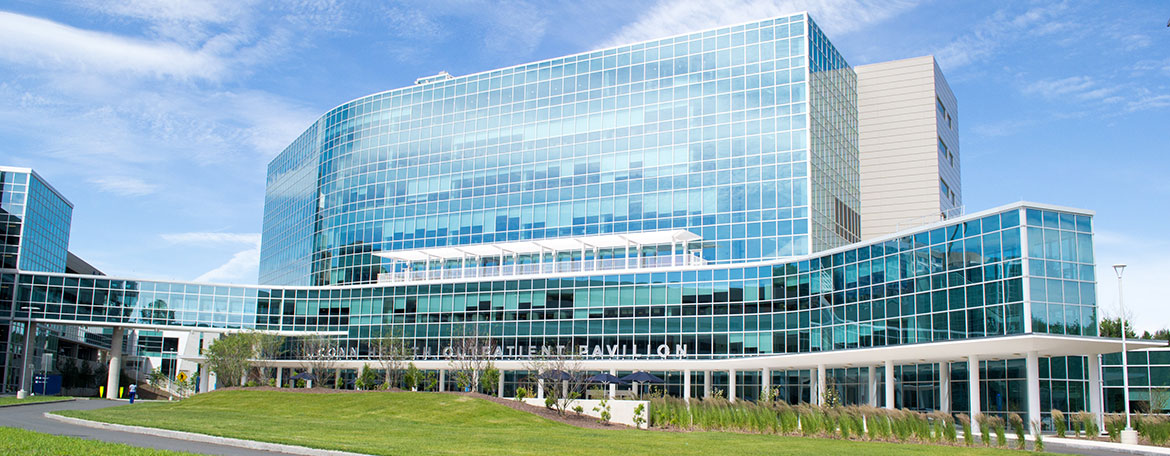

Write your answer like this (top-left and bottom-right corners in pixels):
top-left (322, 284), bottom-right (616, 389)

top-left (585, 373), bottom-right (626, 384)
top-left (619, 371), bottom-right (664, 383)
top-left (542, 369), bottom-right (573, 381)
top-left (290, 372), bottom-right (316, 381)
top-left (620, 371), bottom-right (664, 399)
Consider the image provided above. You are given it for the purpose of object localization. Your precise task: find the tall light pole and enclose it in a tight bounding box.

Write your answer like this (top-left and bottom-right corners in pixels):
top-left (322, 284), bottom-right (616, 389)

top-left (1114, 264), bottom-right (1137, 444)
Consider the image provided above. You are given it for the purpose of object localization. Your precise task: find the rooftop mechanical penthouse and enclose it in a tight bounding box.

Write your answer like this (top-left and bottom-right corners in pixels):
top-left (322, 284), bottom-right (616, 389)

top-left (2, 12), bottom-right (1161, 432)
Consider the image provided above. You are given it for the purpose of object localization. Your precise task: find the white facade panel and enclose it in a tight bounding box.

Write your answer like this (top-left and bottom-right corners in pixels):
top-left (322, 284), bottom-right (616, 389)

top-left (856, 55), bottom-right (961, 240)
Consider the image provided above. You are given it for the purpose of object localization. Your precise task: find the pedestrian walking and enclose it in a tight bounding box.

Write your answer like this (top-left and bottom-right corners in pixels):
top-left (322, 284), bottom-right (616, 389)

top-left (128, 383), bottom-right (137, 404)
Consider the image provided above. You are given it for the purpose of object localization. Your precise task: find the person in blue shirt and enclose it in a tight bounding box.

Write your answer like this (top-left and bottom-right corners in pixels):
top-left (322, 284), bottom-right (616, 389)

top-left (128, 383), bottom-right (137, 404)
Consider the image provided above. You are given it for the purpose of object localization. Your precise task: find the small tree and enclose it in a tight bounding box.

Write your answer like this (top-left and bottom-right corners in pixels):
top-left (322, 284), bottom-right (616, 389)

top-left (480, 363), bottom-right (501, 395)
top-left (523, 354), bottom-right (587, 416)
top-left (446, 324), bottom-right (496, 394)
top-left (404, 363), bottom-right (421, 391)
top-left (297, 335), bottom-right (338, 388)
top-left (355, 364), bottom-right (378, 390)
top-left (373, 327), bottom-right (409, 389)
top-left (146, 368), bottom-right (169, 389)
top-left (253, 332), bottom-right (286, 384)
top-left (204, 332), bottom-right (258, 387)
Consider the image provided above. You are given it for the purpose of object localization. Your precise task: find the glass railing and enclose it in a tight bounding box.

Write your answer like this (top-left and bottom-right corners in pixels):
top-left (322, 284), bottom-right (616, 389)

top-left (377, 252), bottom-right (707, 283)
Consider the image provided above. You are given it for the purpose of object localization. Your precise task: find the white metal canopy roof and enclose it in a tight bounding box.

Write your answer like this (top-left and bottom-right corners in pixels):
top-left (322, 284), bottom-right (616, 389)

top-left (375, 230), bottom-right (702, 262)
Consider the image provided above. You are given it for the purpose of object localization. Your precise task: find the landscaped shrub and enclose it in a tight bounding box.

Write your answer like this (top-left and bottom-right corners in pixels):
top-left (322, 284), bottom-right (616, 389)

top-left (977, 414), bottom-right (992, 446)
top-left (515, 387), bottom-right (528, 401)
top-left (835, 410), bottom-right (852, 439)
top-left (592, 397), bottom-right (611, 424)
top-left (544, 395), bottom-right (555, 409)
top-left (778, 405), bottom-right (799, 434)
top-left (1074, 411), bottom-right (1098, 437)
top-left (990, 416), bottom-right (1007, 447)
top-left (929, 411), bottom-right (956, 443)
top-left (1140, 415), bottom-right (1170, 445)
top-left (1008, 413), bottom-right (1025, 450)
top-left (1105, 414), bottom-right (1125, 441)
top-left (1051, 409), bottom-right (1067, 438)
top-left (956, 413), bottom-right (974, 446)
top-left (633, 403), bottom-right (646, 429)
top-left (1032, 420), bottom-right (1044, 452)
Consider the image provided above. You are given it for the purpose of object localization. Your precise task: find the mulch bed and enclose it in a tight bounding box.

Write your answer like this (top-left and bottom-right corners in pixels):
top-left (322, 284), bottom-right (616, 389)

top-left (448, 391), bottom-right (632, 430)
top-left (214, 387), bottom-right (632, 430)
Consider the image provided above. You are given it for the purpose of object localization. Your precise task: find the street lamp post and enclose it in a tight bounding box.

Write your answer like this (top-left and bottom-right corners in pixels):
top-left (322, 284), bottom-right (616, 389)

top-left (1114, 264), bottom-right (1138, 445)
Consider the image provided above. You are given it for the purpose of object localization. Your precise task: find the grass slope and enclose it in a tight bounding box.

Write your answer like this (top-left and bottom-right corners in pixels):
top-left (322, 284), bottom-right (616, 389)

top-left (0, 426), bottom-right (194, 455)
top-left (60, 390), bottom-right (1024, 456)
top-left (0, 395), bottom-right (71, 406)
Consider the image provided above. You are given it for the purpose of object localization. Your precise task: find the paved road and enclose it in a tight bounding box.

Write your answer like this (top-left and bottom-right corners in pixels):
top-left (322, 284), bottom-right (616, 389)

top-left (0, 399), bottom-right (284, 455)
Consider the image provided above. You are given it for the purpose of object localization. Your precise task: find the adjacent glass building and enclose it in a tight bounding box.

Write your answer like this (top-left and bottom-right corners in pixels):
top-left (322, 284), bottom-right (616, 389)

top-left (0, 167), bottom-right (72, 273)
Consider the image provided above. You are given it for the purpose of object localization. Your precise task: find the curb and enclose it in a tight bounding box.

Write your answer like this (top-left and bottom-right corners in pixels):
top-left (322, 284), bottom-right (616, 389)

top-left (0, 398), bottom-right (75, 408)
top-left (1045, 436), bottom-right (1170, 456)
top-left (44, 413), bottom-right (371, 456)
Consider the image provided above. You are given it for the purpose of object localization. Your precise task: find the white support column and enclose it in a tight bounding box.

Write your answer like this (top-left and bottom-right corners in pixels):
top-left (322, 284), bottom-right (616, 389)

top-left (704, 370), bottom-right (712, 398)
top-left (1089, 354), bottom-right (1103, 430)
top-left (1026, 351), bottom-right (1041, 436)
top-left (867, 365), bottom-right (878, 407)
top-left (562, 379), bottom-right (568, 400)
top-left (816, 364), bottom-right (826, 406)
top-left (105, 326), bottom-right (124, 399)
top-left (969, 355), bottom-right (982, 437)
top-left (439, 370), bottom-right (446, 392)
top-left (498, 370), bottom-right (505, 398)
top-left (609, 368), bottom-right (616, 399)
top-left (884, 360), bottom-right (895, 410)
top-left (728, 369), bottom-right (737, 403)
top-left (761, 368), bottom-right (770, 400)
top-left (17, 322), bottom-right (35, 398)
top-left (276, 367), bottom-right (283, 388)
top-left (683, 369), bottom-right (692, 403)
top-left (940, 361), bottom-right (951, 413)
top-left (537, 377), bottom-right (545, 399)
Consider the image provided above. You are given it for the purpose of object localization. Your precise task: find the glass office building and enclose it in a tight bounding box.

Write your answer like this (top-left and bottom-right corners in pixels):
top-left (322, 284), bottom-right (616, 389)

top-left (0, 167), bottom-right (72, 273)
top-left (1, 13), bottom-right (1161, 431)
top-left (260, 13), bottom-right (859, 287)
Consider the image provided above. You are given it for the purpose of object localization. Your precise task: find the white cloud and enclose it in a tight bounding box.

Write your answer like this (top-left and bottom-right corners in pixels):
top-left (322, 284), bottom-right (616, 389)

top-left (0, 11), bottom-right (228, 81)
top-left (601, 0), bottom-right (918, 48)
top-left (161, 232), bottom-right (262, 244)
top-left (193, 245), bottom-right (261, 284)
top-left (87, 176), bottom-right (158, 196)
top-left (1022, 76), bottom-right (1122, 103)
top-left (164, 231), bottom-right (263, 284)
top-left (933, 4), bottom-right (1069, 71)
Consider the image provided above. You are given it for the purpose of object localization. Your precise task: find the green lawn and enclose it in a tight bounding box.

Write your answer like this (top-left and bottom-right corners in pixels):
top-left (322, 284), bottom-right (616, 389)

top-left (0, 426), bottom-right (194, 455)
top-left (0, 395), bottom-right (71, 406)
top-left (58, 390), bottom-right (1025, 456)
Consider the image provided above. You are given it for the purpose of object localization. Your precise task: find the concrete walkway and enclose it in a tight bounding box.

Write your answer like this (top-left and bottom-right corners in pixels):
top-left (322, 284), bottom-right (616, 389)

top-left (0, 399), bottom-right (282, 455)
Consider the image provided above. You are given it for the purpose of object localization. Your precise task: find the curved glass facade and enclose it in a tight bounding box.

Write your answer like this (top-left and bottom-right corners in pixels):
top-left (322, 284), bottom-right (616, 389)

top-left (12, 205), bottom-right (1065, 361)
top-left (259, 13), bottom-right (860, 286)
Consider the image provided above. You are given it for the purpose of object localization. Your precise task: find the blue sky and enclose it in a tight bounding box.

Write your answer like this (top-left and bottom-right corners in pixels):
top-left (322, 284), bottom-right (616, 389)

top-left (0, 1), bottom-right (1167, 330)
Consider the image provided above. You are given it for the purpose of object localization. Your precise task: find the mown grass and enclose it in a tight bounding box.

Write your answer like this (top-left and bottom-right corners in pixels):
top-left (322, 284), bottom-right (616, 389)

top-left (58, 390), bottom-right (1026, 456)
top-left (0, 395), bottom-right (71, 406)
top-left (0, 426), bottom-right (194, 455)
